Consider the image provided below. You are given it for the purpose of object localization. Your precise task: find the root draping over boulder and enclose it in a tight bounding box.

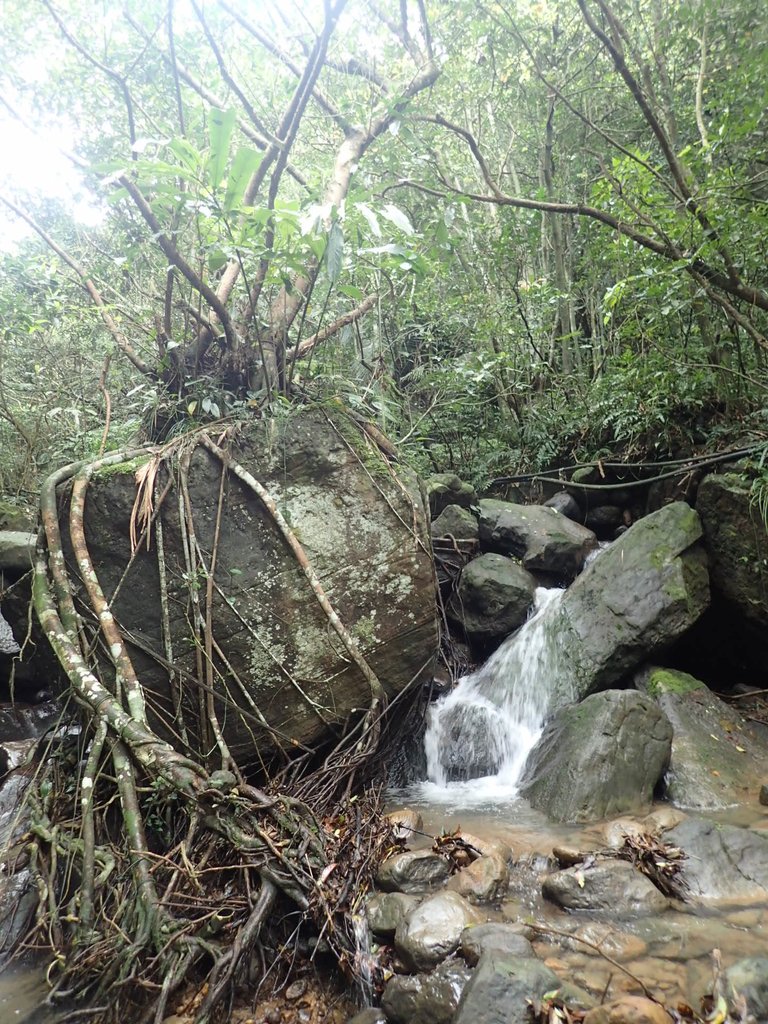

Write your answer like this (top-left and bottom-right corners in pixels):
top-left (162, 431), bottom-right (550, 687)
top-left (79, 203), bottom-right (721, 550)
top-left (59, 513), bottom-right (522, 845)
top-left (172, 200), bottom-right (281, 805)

top-left (60, 407), bottom-right (439, 762)
top-left (17, 406), bottom-right (439, 1023)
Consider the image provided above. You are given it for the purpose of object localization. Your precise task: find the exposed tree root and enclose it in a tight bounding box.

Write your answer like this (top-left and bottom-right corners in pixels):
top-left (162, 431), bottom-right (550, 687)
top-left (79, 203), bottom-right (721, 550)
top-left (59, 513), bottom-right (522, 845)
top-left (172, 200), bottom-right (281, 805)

top-left (12, 426), bottom-right (408, 1023)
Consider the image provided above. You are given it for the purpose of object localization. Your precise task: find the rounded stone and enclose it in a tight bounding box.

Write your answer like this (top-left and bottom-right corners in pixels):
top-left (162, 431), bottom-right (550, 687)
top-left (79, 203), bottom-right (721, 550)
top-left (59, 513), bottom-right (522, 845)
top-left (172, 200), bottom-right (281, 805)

top-left (365, 892), bottom-right (420, 938)
top-left (446, 853), bottom-right (509, 903)
top-left (542, 860), bottom-right (669, 917)
top-left (376, 850), bottom-right (451, 894)
top-left (395, 892), bottom-right (483, 971)
top-left (460, 923), bottom-right (535, 966)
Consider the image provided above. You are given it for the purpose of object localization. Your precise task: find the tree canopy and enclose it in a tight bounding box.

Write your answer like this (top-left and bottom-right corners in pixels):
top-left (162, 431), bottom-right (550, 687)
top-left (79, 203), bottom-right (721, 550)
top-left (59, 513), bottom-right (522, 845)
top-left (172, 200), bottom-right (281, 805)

top-left (0, 0), bottom-right (766, 486)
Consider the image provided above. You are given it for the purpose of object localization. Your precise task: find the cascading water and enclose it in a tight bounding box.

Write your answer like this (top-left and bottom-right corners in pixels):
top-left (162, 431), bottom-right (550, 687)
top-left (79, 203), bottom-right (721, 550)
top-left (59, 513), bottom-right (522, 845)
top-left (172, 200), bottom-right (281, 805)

top-left (420, 586), bottom-right (570, 805)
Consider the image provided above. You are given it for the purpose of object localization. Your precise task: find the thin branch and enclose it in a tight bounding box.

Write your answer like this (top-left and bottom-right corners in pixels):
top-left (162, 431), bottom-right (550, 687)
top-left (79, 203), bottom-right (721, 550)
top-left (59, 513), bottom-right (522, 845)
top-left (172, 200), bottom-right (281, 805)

top-left (285, 294), bottom-right (378, 364)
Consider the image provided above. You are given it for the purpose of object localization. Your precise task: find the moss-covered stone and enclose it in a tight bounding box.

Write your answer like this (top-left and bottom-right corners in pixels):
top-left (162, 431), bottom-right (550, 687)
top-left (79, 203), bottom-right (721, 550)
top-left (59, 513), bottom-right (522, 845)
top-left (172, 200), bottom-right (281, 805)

top-left (643, 667), bottom-right (704, 697)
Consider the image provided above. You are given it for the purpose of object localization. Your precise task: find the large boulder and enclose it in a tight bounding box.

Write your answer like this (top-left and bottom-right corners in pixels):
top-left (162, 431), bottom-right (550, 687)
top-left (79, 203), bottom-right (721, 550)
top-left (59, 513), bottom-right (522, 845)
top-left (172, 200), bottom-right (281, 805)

top-left (431, 504), bottom-right (479, 542)
top-left (637, 667), bottom-right (768, 809)
top-left (394, 892), bottom-right (482, 971)
top-left (447, 553), bottom-right (536, 649)
top-left (520, 690), bottom-right (672, 823)
top-left (56, 409), bottom-right (439, 763)
top-left (542, 860), bottom-right (669, 917)
top-left (667, 817), bottom-right (768, 902)
top-left (382, 958), bottom-right (472, 1024)
top-left (477, 500), bottom-right (597, 578)
top-left (498, 502), bottom-right (708, 712)
top-left (453, 953), bottom-right (561, 1024)
top-left (697, 471), bottom-right (768, 630)
top-left (0, 531), bottom-right (35, 573)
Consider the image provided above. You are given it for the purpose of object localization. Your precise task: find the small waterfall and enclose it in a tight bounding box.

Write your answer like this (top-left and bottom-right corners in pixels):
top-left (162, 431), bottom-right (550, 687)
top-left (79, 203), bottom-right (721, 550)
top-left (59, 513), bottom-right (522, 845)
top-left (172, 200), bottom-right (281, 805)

top-left (421, 586), bottom-right (569, 804)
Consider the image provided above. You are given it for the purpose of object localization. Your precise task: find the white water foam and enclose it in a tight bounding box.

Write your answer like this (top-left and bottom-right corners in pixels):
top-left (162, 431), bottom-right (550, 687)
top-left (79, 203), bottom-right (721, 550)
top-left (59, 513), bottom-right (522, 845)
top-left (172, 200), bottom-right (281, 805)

top-left (418, 586), bottom-right (568, 806)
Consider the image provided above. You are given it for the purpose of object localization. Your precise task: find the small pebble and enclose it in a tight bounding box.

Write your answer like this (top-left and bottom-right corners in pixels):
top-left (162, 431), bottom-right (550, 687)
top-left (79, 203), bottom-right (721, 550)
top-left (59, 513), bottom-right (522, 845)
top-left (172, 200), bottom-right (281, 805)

top-left (285, 979), bottom-right (308, 1002)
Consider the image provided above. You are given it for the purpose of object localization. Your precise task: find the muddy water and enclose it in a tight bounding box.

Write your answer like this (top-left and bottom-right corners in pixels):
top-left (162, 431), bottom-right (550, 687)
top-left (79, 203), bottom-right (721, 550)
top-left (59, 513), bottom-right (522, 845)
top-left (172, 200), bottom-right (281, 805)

top-left (0, 963), bottom-right (63, 1022)
top-left (391, 793), bottom-right (768, 1008)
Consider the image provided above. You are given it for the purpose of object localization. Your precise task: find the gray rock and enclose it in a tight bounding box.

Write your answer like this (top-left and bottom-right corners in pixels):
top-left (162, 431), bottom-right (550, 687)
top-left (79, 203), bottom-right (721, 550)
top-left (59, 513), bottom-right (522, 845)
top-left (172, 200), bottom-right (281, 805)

top-left (431, 504), bottom-right (479, 542)
top-left (427, 700), bottom-right (512, 782)
top-left (460, 923), bottom-right (535, 965)
top-left (376, 851), bottom-right (451, 894)
top-left (454, 953), bottom-right (561, 1024)
top-left (478, 500), bottom-right (597, 578)
top-left (542, 860), bottom-right (669, 917)
top-left (365, 892), bottom-right (420, 937)
top-left (381, 958), bottom-right (472, 1024)
top-left (56, 409), bottom-right (439, 763)
top-left (0, 532), bottom-right (35, 573)
top-left (520, 690), bottom-right (672, 823)
top-left (346, 1010), bottom-right (388, 1024)
top-left (395, 892), bottom-right (482, 971)
top-left (543, 492), bottom-right (582, 521)
top-left (448, 553), bottom-right (536, 648)
top-left (0, 609), bottom-right (19, 656)
top-left (498, 503), bottom-right (708, 713)
top-left (428, 474), bottom-right (477, 517)
top-left (697, 472), bottom-right (768, 630)
top-left (446, 853), bottom-right (509, 903)
top-left (386, 807), bottom-right (423, 842)
top-left (584, 505), bottom-right (624, 534)
top-left (637, 666), bottom-right (768, 809)
top-left (667, 817), bottom-right (768, 901)
top-left (726, 957), bottom-right (768, 1020)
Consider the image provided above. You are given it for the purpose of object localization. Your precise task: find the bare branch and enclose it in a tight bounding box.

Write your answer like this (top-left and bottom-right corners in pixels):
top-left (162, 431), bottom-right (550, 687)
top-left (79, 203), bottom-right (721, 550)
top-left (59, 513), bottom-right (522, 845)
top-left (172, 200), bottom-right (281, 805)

top-left (285, 294), bottom-right (378, 363)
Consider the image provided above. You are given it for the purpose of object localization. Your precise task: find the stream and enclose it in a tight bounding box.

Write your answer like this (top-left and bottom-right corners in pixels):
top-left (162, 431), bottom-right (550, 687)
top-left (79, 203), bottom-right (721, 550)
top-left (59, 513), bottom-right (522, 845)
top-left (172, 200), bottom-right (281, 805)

top-left (389, 578), bottom-right (768, 1008)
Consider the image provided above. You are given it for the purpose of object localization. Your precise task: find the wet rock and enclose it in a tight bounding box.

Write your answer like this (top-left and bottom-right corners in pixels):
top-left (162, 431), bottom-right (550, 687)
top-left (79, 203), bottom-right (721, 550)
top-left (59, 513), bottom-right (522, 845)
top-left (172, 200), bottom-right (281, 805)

top-left (520, 690), bottom-right (672, 823)
top-left (446, 853), bottom-right (509, 903)
top-left (431, 504), bottom-right (479, 542)
top-left (544, 492), bottom-right (582, 522)
top-left (697, 472), bottom-right (768, 631)
top-left (583, 996), bottom-right (672, 1024)
top-left (477, 500), bottom-right (597, 578)
top-left (569, 922), bottom-right (648, 961)
top-left (376, 850), bottom-right (451, 894)
top-left (493, 503), bottom-right (709, 714)
top-left (454, 953), bottom-right (560, 1024)
top-left (448, 553), bottom-right (536, 649)
top-left (460, 834), bottom-right (513, 866)
top-left (632, 914), bottom-right (757, 962)
top-left (365, 892), bottom-right (420, 938)
top-left (345, 1010), bottom-right (387, 1024)
top-left (667, 817), bottom-right (768, 901)
top-left (430, 701), bottom-right (511, 781)
top-left (761, 784), bottom-right (768, 806)
top-left (428, 474), bottom-right (477, 517)
top-left (394, 891), bottom-right (482, 970)
top-left (637, 666), bottom-right (768, 809)
top-left (725, 957), bottom-right (768, 1019)
top-left (460, 923), bottom-right (535, 965)
top-left (386, 807), bottom-right (423, 842)
top-left (584, 505), bottom-right (624, 536)
top-left (381, 957), bottom-right (472, 1024)
top-left (542, 860), bottom-right (669, 917)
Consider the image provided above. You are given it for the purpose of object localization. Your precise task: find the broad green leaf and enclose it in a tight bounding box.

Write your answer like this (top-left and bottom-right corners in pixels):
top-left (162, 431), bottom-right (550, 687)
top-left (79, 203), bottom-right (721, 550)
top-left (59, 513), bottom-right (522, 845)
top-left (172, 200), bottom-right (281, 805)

top-left (338, 284), bottom-right (364, 300)
top-left (208, 108), bottom-right (237, 188)
top-left (356, 202), bottom-right (381, 237)
top-left (224, 147), bottom-right (263, 212)
top-left (380, 203), bottom-right (415, 235)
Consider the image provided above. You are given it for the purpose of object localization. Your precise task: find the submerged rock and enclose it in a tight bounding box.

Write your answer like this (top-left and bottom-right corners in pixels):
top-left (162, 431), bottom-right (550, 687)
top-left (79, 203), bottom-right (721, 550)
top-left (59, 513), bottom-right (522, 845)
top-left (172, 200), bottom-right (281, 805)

top-left (381, 957), bottom-right (472, 1024)
top-left (453, 953), bottom-right (560, 1024)
top-left (477, 500), bottom-right (597, 578)
top-left (637, 666), bottom-right (768, 809)
top-left (376, 850), bottom-right (451, 894)
top-left (520, 690), bottom-right (672, 823)
top-left (725, 957), bottom-right (768, 1020)
top-left (542, 860), bottom-right (669, 917)
top-left (394, 891), bottom-right (482, 970)
top-left (583, 996), bottom-right (672, 1024)
top-left (448, 553), bottom-right (536, 649)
